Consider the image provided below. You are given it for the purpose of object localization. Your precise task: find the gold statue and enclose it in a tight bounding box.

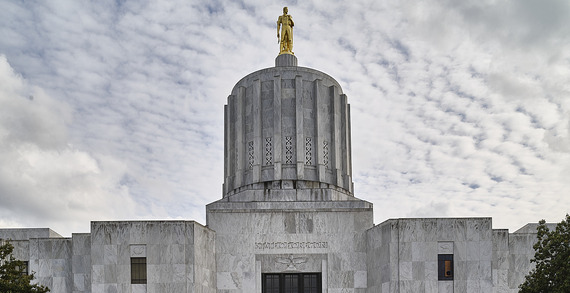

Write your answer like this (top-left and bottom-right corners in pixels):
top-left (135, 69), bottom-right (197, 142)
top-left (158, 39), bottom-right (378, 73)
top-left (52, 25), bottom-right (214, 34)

top-left (277, 7), bottom-right (294, 54)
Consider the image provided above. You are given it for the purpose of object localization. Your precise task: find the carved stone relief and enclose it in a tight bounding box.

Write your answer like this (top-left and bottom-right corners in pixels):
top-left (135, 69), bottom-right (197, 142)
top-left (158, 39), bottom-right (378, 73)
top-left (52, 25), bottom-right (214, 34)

top-left (265, 137), bottom-right (273, 165)
top-left (256, 253), bottom-right (326, 273)
top-left (305, 137), bottom-right (312, 165)
top-left (275, 255), bottom-right (308, 271)
top-left (323, 140), bottom-right (329, 168)
top-left (248, 141), bottom-right (254, 169)
top-left (130, 244), bottom-right (146, 257)
top-left (285, 136), bottom-right (293, 164)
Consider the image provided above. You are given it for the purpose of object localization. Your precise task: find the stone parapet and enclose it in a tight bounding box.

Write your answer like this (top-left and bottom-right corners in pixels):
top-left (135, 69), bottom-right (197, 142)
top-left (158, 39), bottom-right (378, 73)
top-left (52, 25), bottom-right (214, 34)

top-left (207, 198), bottom-right (372, 213)
top-left (0, 228), bottom-right (62, 240)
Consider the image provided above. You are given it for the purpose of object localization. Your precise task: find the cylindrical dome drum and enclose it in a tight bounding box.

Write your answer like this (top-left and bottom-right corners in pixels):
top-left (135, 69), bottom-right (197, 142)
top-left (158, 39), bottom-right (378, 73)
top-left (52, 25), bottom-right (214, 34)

top-left (223, 55), bottom-right (353, 198)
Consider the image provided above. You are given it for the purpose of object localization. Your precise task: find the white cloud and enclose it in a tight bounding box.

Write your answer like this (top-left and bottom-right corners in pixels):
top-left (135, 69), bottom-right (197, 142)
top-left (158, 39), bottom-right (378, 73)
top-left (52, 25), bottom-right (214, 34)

top-left (0, 0), bottom-right (569, 235)
top-left (0, 56), bottom-right (138, 236)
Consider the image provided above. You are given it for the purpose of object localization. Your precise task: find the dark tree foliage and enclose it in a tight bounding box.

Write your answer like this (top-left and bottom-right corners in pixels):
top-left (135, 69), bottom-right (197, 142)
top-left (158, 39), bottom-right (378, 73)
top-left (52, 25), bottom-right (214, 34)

top-left (0, 241), bottom-right (50, 293)
top-left (519, 214), bottom-right (570, 293)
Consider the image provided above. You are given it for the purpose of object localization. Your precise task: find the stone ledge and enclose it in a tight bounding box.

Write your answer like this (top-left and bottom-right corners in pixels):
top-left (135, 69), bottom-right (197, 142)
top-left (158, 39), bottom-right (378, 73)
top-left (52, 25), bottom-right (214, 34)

top-left (206, 200), bottom-right (373, 213)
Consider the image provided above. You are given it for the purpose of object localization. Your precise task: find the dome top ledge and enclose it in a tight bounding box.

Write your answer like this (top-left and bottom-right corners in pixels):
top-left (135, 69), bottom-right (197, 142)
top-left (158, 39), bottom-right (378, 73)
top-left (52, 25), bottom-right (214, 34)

top-left (231, 62), bottom-right (344, 95)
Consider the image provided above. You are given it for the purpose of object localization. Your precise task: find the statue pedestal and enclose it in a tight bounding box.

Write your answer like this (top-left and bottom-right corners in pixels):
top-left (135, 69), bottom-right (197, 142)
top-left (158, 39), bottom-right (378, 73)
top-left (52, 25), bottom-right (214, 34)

top-left (275, 54), bottom-right (298, 67)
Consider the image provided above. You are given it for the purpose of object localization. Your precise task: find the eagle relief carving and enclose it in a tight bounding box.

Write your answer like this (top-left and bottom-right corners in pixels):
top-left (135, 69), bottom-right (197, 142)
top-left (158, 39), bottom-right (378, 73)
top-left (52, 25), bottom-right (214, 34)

top-left (275, 254), bottom-right (308, 271)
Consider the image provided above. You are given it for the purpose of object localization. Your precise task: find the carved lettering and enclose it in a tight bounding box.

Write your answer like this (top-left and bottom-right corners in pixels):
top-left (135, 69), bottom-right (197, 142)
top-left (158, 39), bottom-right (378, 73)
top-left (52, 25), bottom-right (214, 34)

top-left (254, 241), bottom-right (328, 250)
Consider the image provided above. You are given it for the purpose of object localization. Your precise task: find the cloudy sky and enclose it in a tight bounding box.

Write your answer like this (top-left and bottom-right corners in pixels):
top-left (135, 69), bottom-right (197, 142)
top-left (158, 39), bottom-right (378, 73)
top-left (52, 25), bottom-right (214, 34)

top-left (1, 0), bottom-right (569, 237)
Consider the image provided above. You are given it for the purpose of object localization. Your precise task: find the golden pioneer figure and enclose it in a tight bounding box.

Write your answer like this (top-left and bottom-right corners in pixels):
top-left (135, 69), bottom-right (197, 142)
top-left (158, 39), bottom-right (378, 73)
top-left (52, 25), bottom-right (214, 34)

top-left (277, 7), bottom-right (294, 54)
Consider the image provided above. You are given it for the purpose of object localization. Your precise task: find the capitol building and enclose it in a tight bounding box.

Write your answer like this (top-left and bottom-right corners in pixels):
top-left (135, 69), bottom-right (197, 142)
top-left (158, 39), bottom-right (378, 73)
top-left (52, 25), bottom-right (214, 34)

top-left (1, 45), bottom-right (540, 293)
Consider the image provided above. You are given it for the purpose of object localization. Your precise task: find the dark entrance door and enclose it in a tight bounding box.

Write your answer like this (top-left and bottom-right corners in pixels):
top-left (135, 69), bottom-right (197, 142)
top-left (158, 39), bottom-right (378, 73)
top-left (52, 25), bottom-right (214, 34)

top-left (262, 273), bottom-right (321, 293)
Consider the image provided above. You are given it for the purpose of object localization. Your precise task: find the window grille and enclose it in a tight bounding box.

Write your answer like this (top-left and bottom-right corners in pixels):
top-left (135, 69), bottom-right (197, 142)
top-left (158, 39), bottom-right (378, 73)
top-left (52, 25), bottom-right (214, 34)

top-left (131, 257), bottom-right (147, 284)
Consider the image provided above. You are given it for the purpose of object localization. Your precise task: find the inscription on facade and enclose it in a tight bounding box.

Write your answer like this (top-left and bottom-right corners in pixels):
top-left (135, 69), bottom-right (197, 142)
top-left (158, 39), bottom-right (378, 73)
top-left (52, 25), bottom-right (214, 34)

top-left (255, 241), bottom-right (328, 250)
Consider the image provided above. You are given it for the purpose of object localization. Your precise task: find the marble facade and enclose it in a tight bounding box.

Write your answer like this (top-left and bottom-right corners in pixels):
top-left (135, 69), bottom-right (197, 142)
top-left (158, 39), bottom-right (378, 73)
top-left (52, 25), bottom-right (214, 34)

top-left (0, 217), bottom-right (539, 293)
top-left (0, 54), bottom-right (542, 292)
top-left (1, 222), bottom-right (215, 293)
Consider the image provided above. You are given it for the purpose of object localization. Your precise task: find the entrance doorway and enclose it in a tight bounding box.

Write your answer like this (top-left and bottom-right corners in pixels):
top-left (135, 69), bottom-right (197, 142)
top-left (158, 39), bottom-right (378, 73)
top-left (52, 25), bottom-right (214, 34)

top-left (262, 273), bottom-right (321, 293)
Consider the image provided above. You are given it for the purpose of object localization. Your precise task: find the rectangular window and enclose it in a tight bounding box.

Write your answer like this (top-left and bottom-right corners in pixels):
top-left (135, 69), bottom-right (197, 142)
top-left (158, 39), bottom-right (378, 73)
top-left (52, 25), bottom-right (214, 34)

top-left (438, 254), bottom-right (454, 280)
top-left (264, 274), bottom-right (280, 293)
top-left (16, 261), bottom-right (28, 276)
top-left (262, 273), bottom-right (321, 293)
top-left (303, 274), bottom-right (319, 293)
top-left (283, 274), bottom-right (299, 293)
top-left (131, 257), bottom-right (147, 284)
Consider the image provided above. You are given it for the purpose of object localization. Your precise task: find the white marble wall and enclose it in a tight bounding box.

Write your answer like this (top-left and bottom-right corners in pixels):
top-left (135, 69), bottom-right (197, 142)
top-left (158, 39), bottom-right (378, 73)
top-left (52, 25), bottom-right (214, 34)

top-left (366, 222), bottom-right (394, 292)
top-left (207, 198), bottom-right (373, 293)
top-left (90, 221), bottom-right (215, 293)
top-left (6, 239), bottom-right (29, 261)
top-left (72, 233), bottom-right (91, 293)
top-left (1, 229), bottom-right (73, 292)
top-left (367, 218), bottom-right (495, 293)
top-left (29, 237), bottom-right (73, 292)
top-left (505, 232), bottom-right (537, 293)
top-left (492, 229), bottom-right (509, 293)
top-left (0, 216), bottom-right (541, 293)
top-left (192, 223), bottom-right (217, 293)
